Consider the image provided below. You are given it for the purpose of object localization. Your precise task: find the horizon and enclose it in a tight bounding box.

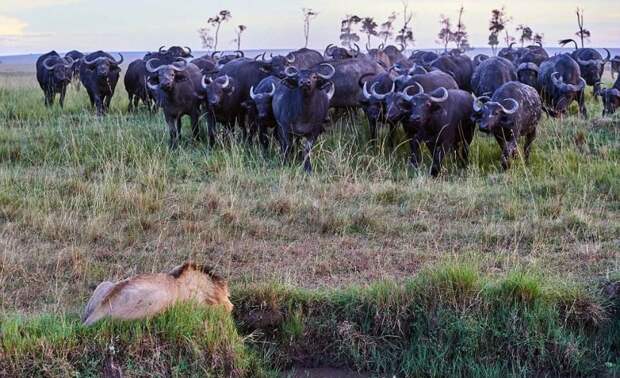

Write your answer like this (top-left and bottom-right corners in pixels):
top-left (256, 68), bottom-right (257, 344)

top-left (1, 0), bottom-right (619, 56)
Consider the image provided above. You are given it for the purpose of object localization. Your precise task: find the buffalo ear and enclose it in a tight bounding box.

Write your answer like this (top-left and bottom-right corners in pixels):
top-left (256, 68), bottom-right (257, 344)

top-left (259, 63), bottom-right (272, 73)
top-left (283, 77), bottom-right (297, 88)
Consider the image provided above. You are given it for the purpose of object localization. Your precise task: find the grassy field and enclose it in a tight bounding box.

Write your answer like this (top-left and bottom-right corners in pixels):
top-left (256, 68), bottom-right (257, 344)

top-left (0, 67), bottom-right (618, 376)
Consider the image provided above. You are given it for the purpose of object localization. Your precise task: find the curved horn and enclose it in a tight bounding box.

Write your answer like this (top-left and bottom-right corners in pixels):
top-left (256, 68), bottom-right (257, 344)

top-left (362, 81), bottom-right (372, 99)
top-left (146, 58), bottom-right (165, 73)
top-left (603, 48), bottom-right (611, 62)
top-left (473, 54), bottom-right (488, 66)
top-left (517, 62), bottom-right (539, 72)
top-left (398, 44), bottom-right (405, 52)
top-left (559, 39), bottom-right (579, 50)
top-left (201, 75), bottom-right (213, 89)
top-left (285, 66), bottom-right (299, 77)
top-left (159, 46), bottom-right (166, 53)
top-left (211, 50), bottom-right (221, 59)
top-left (267, 82), bottom-right (276, 97)
top-left (219, 74), bottom-right (230, 89)
top-left (286, 53), bottom-right (296, 64)
top-left (351, 43), bottom-right (361, 57)
top-left (82, 55), bottom-right (108, 65)
top-left (370, 82), bottom-right (395, 100)
top-left (509, 42), bottom-right (516, 50)
top-left (378, 43), bottom-right (385, 51)
top-left (401, 84), bottom-right (422, 101)
top-left (324, 43), bottom-right (335, 57)
top-left (551, 72), bottom-right (563, 88)
top-left (317, 63), bottom-right (336, 80)
top-left (43, 57), bottom-right (60, 70)
top-left (325, 82), bottom-right (336, 101)
top-left (170, 59), bottom-right (188, 71)
top-left (62, 56), bottom-right (75, 68)
top-left (536, 41), bottom-right (543, 48)
top-left (235, 50), bottom-right (244, 58)
top-left (184, 46), bottom-right (192, 55)
top-left (429, 87), bottom-right (449, 103)
top-left (472, 95), bottom-right (490, 112)
top-left (110, 53), bottom-right (123, 65)
top-left (408, 64), bottom-right (428, 75)
top-left (147, 80), bottom-right (159, 91)
top-left (250, 85), bottom-right (257, 100)
top-left (497, 98), bottom-right (519, 114)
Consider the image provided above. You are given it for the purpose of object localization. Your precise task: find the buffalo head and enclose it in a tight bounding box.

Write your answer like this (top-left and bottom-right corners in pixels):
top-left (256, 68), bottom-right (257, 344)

top-left (550, 72), bottom-right (586, 115)
top-left (517, 62), bottom-right (540, 88)
top-left (408, 86), bottom-right (450, 126)
top-left (201, 74), bottom-right (235, 110)
top-left (249, 83), bottom-right (277, 121)
top-left (83, 53), bottom-right (123, 80)
top-left (43, 56), bottom-right (74, 85)
top-left (283, 63), bottom-right (335, 97)
top-left (474, 95), bottom-right (520, 133)
top-left (146, 57), bottom-right (190, 93)
top-left (602, 87), bottom-right (620, 116)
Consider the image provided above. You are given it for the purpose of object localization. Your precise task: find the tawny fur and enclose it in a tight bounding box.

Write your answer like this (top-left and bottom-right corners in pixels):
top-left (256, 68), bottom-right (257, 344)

top-left (82, 263), bottom-right (233, 326)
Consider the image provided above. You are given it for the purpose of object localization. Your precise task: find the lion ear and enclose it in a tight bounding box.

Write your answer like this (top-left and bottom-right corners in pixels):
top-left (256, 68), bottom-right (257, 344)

top-left (168, 263), bottom-right (189, 278)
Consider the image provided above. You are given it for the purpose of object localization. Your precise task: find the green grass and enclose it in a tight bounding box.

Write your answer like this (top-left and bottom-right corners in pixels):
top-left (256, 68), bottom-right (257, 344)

top-left (0, 68), bottom-right (618, 376)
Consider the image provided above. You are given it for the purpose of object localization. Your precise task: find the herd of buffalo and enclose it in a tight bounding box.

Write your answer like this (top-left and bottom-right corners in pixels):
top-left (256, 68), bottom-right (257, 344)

top-left (35, 41), bottom-right (620, 174)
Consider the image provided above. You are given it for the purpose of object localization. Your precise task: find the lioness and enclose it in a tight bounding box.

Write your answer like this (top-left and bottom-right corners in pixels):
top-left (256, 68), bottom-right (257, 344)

top-left (82, 262), bottom-right (233, 326)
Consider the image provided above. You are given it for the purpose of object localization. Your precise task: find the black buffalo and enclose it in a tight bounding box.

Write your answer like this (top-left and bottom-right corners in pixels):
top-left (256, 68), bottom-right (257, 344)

top-left (255, 48), bottom-right (324, 79)
top-left (36, 51), bottom-right (74, 107)
top-left (79, 51), bottom-right (123, 115)
top-left (272, 64), bottom-right (336, 172)
top-left (324, 43), bottom-right (362, 60)
top-left (242, 75), bottom-right (280, 149)
top-left (428, 53), bottom-right (474, 91)
top-left (601, 76), bottom-right (620, 116)
top-left (320, 58), bottom-right (385, 111)
top-left (384, 70), bottom-right (459, 126)
top-left (475, 81), bottom-right (543, 170)
top-left (146, 59), bottom-right (204, 148)
top-left (538, 54), bottom-right (587, 118)
top-left (405, 87), bottom-right (476, 176)
top-left (471, 56), bottom-right (517, 96)
top-left (201, 58), bottom-right (270, 144)
top-left (561, 39), bottom-right (611, 100)
top-left (473, 54), bottom-right (489, 68)
top-left (409, 50), bottom-right (440, 67)
top-left (191, 53), bottom-right (219, 74)
top-left (359, 73), bottom-right (395, 144)
top-left (612, 56), bottom-right (620, 79)
top-left (498, 43), bottom-right (523, 64)
top-left (64, 50), bottom-right (84, 91)
top-left (157, 45), bottom-right (193, 59)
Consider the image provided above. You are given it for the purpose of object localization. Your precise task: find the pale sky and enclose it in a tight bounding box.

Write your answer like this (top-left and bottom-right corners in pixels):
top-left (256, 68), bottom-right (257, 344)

top-left (0, 0), bottom-right (618, 55)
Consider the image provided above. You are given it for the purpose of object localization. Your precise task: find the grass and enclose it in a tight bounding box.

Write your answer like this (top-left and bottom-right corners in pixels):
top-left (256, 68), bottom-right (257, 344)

top-left (0, 66), bottom-right (619, 376)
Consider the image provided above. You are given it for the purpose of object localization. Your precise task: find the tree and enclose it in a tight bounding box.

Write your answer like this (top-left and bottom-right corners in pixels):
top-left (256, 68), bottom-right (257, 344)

top-left (488, 32), bottom-right (500, 55)
top-left (378, 12), bottom-right (397, 45)
top-left (437, 15), bottom-right (453, 52)
top-left (340, 15), bottom-right (361, 48)
top-left (205, 10), bottom-right (232, 50)
top-left (395, 1), bottom-right (414, 49)
top-left (489, 7), bottom-right (512, 49)
top-left (575, 7), bottom-right (590, 48)
top-left (533, 33), bottom-right (544, 44)
top-left (233, 25), bottom-right (247, 51)
top-left (453, 6), bottom-right (470, 51)
top-left (198, 27), bottom-right (214, 49)
top-left (516, 25), bottom-right (533, 47)
top-left (361, 17), bottom-right (378, 49)
top-left (302, 8), bottom-right (318, 48)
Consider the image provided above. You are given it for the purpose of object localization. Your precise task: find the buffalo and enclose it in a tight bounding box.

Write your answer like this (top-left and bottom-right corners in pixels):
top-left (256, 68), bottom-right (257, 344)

top-left (359, 73), bottom-right (395, 144)
top-left (272, 64), bottom-right (336, 172)
top-left (560, 39), bottom-right (611, 100)
top-left (324, 43), bottom-right (362, 60)
top-left (428, 53), bottom-right (474, 91)
top-left (405, 87), bottom-right (476, 176)
top-left (601, 76), bottom-right (620, 116)
top-left (157, 45), bottom-right (193, 59)
top-left (471, 56), bottom-right (517, 96)
top-left (538, 54), bottom-right (587, 118)
top-left (79, 51), bottom-right (123, 115)
top-left (242, 75), bottom-right (280, 149)
top-left (475, 81), bottom-right (543, 170)
top-left (64, 50), bottom-right (84, 91)
top-left (36, 51), bottom-right (74, 107)
top-left (146, 59), bottom-right (204, 149)
top-left (473, 54), bottom-right (489, 68)
top-left (321, 58), bottom-right (385, 111)
top-left (498, 42), bottom-right (523, 64)
top-left (612, 56), bottom-right (620, 79)
top-left (201, 58), bottom-right (270, 144)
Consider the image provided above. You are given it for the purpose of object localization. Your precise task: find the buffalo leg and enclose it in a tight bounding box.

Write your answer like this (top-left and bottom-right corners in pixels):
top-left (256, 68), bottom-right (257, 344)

top-left (44, 92), bottom-right (53, 107)
top-left (190, 112), bottom-right (202, 142)
top-left (104, 95), bottom-right (112, 113)
top-left (406, 128), bottom-right (424, 169)
top-left (523, 129), bottom-right (537, 162)
top-left (206, 113), bottom-right (218, 146)
top-left (578, 90), bottom-right (588, 119)
top-left (166, 115), bottom-right (180, 150)
top-left (457, 123), bottom-right (475, 168)
top-left (59, 87), bottom-right (67, 108)
top-left (367, 117), bottom-right (377, 144)
top-left (430, 144), bottom-right (445, 177)
top-left (276, 125), bottom-right (292, 162)
top-left (501, 138), bottom-right (518, 171)
top-left (302, 137), bottom-right (315, 174)
top-left (258, 124), bottom-right (270, 151)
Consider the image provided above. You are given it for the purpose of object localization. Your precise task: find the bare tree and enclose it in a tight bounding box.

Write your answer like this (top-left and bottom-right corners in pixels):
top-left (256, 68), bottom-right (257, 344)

top-left (395, 1), bottom-right (414, 49)
top-left (517, 25), bottom-right (533, 47)
top-left (533, 33), bottom-right (544, 44)
top-left (575, 7), bottom-right (591, 47)
top-left (453, 5), bottom-right (470, 51)
top-left (198, 27), bottom-right (214, 49)
top-left (233, 25), bottom-right (247, 51)
top-left (302, 8), bottom-right (319, 48)
top-left (378, 12), bottom-right (397, 45)
top-left (437, 15), bottom-right (453, 52)
top-left (205, 10), bottom-right (232, 50)
top-left (489, 7), bottom-right (512, 51)
top-left (361, 17), bottom-right (379, 49)
top-left (340, 15), bottom-right (361, 48)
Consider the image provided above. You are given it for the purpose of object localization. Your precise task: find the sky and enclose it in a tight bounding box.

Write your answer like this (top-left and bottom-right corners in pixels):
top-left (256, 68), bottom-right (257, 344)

top-left (0, 0), bottom-right (618, 55)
